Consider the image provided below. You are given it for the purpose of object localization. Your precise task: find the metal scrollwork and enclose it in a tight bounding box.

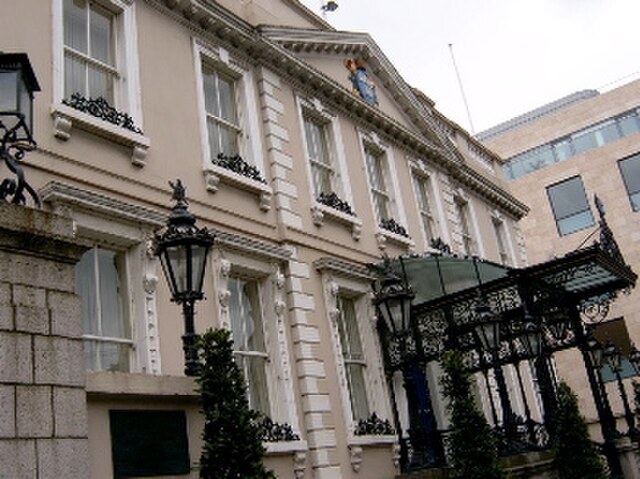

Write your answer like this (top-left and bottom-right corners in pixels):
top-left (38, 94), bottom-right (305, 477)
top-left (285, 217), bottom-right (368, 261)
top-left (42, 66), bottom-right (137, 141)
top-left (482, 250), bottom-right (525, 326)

top-left (595, 195), bottom-right (625, 265)
top-left (257, 416), bottom-right (300, 442)
top-left (63, 93), bottom-right (143, 134)
top-left (317, 191), bottom-right (355, 216)
top-left (213, 153), bottom-right (267, 184)
top-left (0, 113), bottom-right (40, 207)
top-left (579, 292), bottom-right (616, 324)
top-left (380, 218), bottom-right (409, 238)
top-left (354, 412), bottom-right (395, 436)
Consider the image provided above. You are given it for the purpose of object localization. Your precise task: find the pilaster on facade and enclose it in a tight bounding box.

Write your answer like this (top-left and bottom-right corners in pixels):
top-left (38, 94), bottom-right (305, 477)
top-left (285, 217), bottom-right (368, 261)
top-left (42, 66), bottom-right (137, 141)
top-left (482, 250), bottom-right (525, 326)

top-left (285, 251), bottom-right (343, 479)
top-left (257, 66), bottom-right (303, 232)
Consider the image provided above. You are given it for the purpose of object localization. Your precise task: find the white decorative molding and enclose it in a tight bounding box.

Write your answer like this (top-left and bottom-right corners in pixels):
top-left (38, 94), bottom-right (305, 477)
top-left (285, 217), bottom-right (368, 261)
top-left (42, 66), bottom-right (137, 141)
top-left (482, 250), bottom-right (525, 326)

top-left (293, 450), bottom-right (307, 479)
top-left (142, 270), bottom-right (161, 375)
top-left (349, 445), bottom-right (363, 472)
top-left (392, 443), bottom-right (402, 468)
top-left (143, 274), bottom-right (158, 294)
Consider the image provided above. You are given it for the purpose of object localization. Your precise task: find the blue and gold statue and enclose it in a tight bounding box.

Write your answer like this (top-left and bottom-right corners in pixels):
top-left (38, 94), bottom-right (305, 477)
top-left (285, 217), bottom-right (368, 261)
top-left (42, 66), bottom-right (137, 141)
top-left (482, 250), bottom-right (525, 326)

top-left (345, 58), bottom-right (378, 106)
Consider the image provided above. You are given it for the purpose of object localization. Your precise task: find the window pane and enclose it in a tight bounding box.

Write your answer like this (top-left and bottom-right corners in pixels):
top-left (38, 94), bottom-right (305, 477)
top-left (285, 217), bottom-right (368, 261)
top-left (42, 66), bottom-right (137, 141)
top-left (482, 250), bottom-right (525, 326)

top-left (84, 339), bottom-right (99, 370)
top-left (548, 177), bottom-right (594, 235)
top-left (90, 4), bottom-right (113, 66)
top-left (557, 210), bottom-right (595, 236)
top-left (619, 114), bottom-right (640, 137)
top-left (76, 249), bottom-right (99, 335)
top-left (64, 54), bottom-right (86, 98)
top-left (97, 249), bottom-right (129, 339)
top-left (229, 278), bottom-right (266, 353)
top-left (347, 363), bottom-right (370, 421)
top-left (547, 177), bottom-right (590, 219)
top-left (64, 0), bottom-right (88, 53)
top-left (619, 155), bottom-right (640, 211)
top-left (553, 139), bottom-right (573, 162)
top-left (218, 124), bottom-right (239, 157)
top-left (366, 151), bottom-right (385, 190)
top-left (202, 67), bottom-right (220, 117)
top-left (99, 341), bottom-right (131, 373)
top-left (572, 130), bottom-right (598, 155)
top-left (207, 120), bottom-right (222, 160)
top-left (244, 355), bottom-right (270, 415)
top-left (217, 74), bottom-right (236, 124)
top-left (373, 192), bottom-right (389, 221)
top-left (598, 121), bottom-right (620, 145)
top-left (313, 165), bottom-right (333, 195)
top-left (88, 64), bottom-right (113, 102)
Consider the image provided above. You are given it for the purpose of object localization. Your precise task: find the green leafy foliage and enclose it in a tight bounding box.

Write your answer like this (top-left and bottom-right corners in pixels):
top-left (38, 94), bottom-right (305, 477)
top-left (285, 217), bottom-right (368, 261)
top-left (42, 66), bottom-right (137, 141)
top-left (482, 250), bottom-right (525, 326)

top-left (440, 350), bottom-right (506, 479)
top-left (196, 328), bottom-right (275, 479)
top-left (552, 382), bottom-right (606, 479)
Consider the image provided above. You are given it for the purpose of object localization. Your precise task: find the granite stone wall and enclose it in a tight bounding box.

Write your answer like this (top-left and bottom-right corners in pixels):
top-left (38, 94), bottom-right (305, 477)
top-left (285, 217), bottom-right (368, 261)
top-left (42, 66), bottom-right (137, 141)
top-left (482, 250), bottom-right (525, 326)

top-left (0, 202), bottom-right (89, 479)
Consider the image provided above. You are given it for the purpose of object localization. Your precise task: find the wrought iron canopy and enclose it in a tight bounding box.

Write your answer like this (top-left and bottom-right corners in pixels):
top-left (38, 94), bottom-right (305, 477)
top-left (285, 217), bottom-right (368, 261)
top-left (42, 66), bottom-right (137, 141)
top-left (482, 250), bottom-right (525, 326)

top-left (372, 236), bottom-right (636, 372)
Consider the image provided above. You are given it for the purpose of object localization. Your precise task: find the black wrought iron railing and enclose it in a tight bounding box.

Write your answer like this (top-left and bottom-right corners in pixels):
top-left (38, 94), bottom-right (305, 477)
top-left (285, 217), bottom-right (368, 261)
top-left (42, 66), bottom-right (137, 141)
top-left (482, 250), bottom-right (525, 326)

top-left (317, 191), bottom-right (355, 216)
top-left (63, 93), bottom-right (143, 134)
top-left (257, 416), bottom-right (300, 442)
top-left (354, 412), bottom-right (394, 436)
top-left (213, 153), bottom-right (267, 184)
top-left (380, 217), bottom-right (409, 238)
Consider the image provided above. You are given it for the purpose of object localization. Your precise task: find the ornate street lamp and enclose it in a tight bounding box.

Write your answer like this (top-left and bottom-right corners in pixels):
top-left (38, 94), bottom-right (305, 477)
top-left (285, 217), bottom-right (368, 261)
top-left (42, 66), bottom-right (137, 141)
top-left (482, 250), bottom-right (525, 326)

top-left (473, 296), bottom-right (501, 352)
top-left (154, 180), bottom-right (215, 376)
top-left (372, 258), bottom-right (445, 471)
top-left (603, 340), bottom-right (638, 438)
top-left (520, 317), bottom-right (543, 359)
top-left (374, 266), bottom-right (415, 337)
top-left (0, 53), bottom-right (41, 206)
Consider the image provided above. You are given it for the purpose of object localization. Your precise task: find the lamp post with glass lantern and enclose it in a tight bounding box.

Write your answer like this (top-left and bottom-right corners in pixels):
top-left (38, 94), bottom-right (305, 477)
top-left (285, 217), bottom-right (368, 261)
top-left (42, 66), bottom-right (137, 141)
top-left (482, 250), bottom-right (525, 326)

top-left (154, 180), bottom-right (215, 376)
top-left (0, 52), bottom-right (41, 206)
top-left (473, 294), bottom-right (517, 434)
top-left (603, 340), bottom-right (638, 439)
top-left (373, 260), bottom-right (443, 471)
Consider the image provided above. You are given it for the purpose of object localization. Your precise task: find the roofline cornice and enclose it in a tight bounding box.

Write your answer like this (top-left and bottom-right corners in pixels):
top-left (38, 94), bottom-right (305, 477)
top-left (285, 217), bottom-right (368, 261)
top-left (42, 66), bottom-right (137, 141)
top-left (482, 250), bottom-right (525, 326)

top-left (145, 0), bottom-right (528, 218)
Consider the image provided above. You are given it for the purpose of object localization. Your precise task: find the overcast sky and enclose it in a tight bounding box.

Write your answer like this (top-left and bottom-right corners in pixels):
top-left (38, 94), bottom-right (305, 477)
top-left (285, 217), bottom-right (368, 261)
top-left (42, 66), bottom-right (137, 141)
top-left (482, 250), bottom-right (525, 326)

top-left (299, 0), bottom-right (640, 135)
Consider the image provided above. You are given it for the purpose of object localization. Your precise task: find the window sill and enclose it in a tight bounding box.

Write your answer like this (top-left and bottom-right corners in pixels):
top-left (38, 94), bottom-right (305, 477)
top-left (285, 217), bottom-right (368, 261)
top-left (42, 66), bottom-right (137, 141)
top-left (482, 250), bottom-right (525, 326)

top-left (311, 203), bottom-right (362, 240)
top-left (85, 371), bottom-right (197, 398)
top-left (376, 229), bottom-right (415, 250)
top-left (203, 164), bottom-right (272, 212)
top-left (51, 104), bottom-right (150, 167)
top-left (349, 434), bottom-right (397, 447)
top-left (265, 439), bottom-right (308, 455)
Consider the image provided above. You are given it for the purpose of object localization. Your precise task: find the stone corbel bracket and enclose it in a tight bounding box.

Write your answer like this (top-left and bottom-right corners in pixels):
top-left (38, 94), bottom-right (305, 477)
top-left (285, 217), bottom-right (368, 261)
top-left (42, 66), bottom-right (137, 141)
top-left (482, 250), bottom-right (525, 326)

top-left (203, 166), bottom-right (273, 212)
top-left (310, 203), bottom-right (363, 241)
top-left (52, 105), bottom-right (150, 167)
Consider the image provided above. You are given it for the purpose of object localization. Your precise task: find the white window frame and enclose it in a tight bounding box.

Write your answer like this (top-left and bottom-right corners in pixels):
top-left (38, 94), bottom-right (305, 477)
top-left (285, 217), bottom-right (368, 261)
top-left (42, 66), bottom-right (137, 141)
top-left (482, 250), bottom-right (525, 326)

top-left (318, 264), bottom-right (395, 447)
top-left (211, 243), bottom-right (304, 453)
top-left (41, 181), bottom-right (165, 375)
top-left (359, 131), bottom-right (413, 249)
top-left (490, 210), bottom-right (516, 266)
top-left (77, 246), bottom-right (135, 373)
top-left (453, 189), bottom-right (484, 257)
top-left (297, 96), bottom-right (362, 239)
top-left (194, 41), bottom-right (271, 208)
top-left (51, 0), bottom-right (149, 163)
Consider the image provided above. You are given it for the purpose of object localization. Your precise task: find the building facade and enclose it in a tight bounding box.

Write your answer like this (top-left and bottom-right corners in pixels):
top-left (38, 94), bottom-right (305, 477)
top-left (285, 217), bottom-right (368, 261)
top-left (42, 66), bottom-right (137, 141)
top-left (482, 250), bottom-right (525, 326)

top-left (0, 1), bottom-right (529, 477)
top-left (482, 79), bottom-right (640, 437)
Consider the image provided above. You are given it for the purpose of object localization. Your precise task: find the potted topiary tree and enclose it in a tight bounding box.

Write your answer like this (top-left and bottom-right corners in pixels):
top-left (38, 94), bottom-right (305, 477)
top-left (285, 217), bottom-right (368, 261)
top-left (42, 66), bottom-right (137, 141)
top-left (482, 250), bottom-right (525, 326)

top-left (552, 381), bottom-right (606, 479)
top-left (440, 350), bottom-right (506, 479)
top-left (196, 328), bottom-right (275, 479)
